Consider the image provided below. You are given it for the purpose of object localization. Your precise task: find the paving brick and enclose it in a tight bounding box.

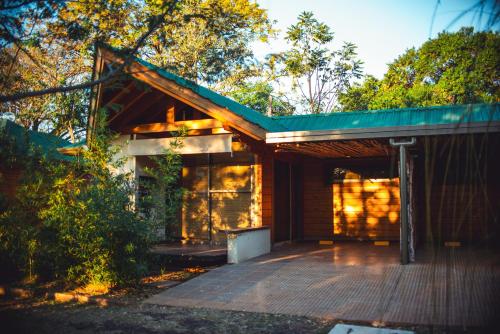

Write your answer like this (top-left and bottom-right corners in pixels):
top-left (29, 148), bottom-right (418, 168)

top-left (144, 243), bottom-right (499, 327)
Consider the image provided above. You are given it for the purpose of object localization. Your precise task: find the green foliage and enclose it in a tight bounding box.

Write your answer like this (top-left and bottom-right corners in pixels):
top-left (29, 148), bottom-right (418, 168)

top-left (0, 0), bottom-right (272, 140)
top-left (37, 167), bottom-right (151, 286)
top-left (147, 0), bottom-right (273, 84)
top-left (141, 131), bottom-right (185, 242)
top-left (283, 12), bottom-right (363, 113)
top-left (0, 109), bottom-right (158, 287)
top-left (338, 75), bottom-right (380, 111)
top-left (340, 28), bottom-right (500, 111)
top-left (228, 81), bottom-right (294, 116)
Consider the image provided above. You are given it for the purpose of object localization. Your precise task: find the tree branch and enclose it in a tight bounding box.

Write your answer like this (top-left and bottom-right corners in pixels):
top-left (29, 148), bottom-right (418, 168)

top-left (0, 0), bottom-right (180, 104)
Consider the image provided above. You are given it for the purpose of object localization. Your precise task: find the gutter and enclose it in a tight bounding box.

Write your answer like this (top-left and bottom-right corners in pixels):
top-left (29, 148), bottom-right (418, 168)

top-left (265, 122), bottom-right (500, 143)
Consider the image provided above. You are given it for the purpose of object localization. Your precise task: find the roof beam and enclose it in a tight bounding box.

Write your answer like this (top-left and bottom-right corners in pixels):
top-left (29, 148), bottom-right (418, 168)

top-left (105, 81), bottom-right (135, 108)
top-left (121, 119), bottom-right (223, 134)
top-left (277, 139), bottom-right (392, 158)
top-left (107, 89), bottom-right (148, 123)
top-left (111, 92), bottom-right (164, 128)
top-left (98, 47), bottom-right (267, 140)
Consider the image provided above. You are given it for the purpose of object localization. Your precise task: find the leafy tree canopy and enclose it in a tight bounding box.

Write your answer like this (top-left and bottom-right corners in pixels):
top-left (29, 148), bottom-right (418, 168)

top-left (339, 27), bottom-right (500, 111)
top-left (283, 11), bottom-right (363, 114)
top-left (228, 81), bottom-right (294, 116)
top-left (0, 0), bottom-right (273, 137)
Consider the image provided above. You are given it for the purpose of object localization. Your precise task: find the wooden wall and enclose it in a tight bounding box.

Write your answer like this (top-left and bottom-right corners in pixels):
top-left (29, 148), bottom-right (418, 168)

top-left (180, 150), bottom-right (257, 245)
top-left (420, 134), bottom-right (500, 245)
top-left (301, 159), bottom-right (400, 241)
top-left (302, 160), bottom-right (334, 239)
top-left (333, 179), bottom-right (400, 240)
top-left (261, 153), bottom-right (274, 240)
top-left (426, 184), bottom-right (493, 242)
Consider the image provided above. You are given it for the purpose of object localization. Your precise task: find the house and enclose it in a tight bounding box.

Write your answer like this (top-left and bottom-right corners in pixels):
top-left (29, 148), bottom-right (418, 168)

top-left (0, 119), bottom-right (73, 199)
top-left (89, 45), bottom-right (500, 264)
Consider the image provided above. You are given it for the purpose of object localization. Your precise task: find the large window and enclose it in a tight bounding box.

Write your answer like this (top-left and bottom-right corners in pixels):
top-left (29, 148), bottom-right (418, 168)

top-left (181, 152), bottom-right (256, 244)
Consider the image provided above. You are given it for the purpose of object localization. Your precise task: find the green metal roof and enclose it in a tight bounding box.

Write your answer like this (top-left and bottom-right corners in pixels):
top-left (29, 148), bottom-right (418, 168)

top-left (0, 119), bottom-right (74, 161)
top-left (103, 46), bottom-right (499, 136)
top-left (133, 56), bottom-right (286, 132)
top-left (59, 140), bottom-right (86, 150)
top-left (272, 104), bottom-right (499, 132)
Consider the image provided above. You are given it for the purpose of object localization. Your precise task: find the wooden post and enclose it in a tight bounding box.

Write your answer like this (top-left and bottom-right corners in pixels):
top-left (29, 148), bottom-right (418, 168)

top-left (207, 153), bottom-right (212, 243)
top-left (167, 104), bottom-right (175, 124)
top-left (390, 137), bottom-right (416, 265)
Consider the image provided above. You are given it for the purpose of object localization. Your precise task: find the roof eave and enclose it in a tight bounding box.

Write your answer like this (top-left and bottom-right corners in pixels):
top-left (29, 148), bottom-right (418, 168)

top-left (266, 121), bottom-right (500, 144)
top-left (94, 45), bottom-right (271, 141)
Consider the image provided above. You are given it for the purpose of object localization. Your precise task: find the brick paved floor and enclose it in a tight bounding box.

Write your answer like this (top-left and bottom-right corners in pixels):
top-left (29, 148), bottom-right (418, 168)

top-left (145, 242), bottom-right (500, 327)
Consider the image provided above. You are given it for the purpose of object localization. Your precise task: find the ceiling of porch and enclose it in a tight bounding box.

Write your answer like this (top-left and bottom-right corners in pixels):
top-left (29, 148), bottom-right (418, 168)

top-left (273, 138), bottom-right (395, 159)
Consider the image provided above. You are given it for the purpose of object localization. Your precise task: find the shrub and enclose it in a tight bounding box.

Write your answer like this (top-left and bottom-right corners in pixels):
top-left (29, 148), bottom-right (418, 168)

top-left (38, 171), bottom-right (151, 286)
top-left (141, 131), bottom-right (185, 241)
top-left (0, 110), bottom-right (170, 287)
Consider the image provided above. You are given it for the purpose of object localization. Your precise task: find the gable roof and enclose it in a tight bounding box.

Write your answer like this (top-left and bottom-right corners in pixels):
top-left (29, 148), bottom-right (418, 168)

top-left (133, 57), bottom-right (286, 133)
top-left (0, 119), bottom-right (74, 161)
top-left (93, 45), bottom-right (286, 141)
top-left (93, 46), bottom-right (499, 144)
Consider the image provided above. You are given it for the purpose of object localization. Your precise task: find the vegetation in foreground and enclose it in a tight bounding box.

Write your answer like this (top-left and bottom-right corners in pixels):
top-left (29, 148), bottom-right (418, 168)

top-left (0, 108), bottom-right (183, 290)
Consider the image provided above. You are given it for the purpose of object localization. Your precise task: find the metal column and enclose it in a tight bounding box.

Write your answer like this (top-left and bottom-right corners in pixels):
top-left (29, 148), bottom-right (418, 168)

top-left (390, 137), bottom-right (416, 265)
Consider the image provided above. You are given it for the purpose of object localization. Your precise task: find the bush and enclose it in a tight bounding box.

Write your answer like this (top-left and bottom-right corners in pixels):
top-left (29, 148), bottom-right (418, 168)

top-left (141, 132), bottom-right (185, 241)
top-left (38, 172), bottom-right (151, 286)
top-left (0, 113), bottom-right (164, 287)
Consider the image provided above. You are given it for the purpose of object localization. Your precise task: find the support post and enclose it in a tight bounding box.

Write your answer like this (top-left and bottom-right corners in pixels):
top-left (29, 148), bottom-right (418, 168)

top-left (390, 137), bottom-right (416, 265)
top-left (207, 153), bottom-right (212, 243)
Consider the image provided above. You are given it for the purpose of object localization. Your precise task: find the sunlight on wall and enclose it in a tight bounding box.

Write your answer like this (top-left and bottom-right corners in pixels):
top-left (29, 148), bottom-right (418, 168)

top-left (181, 162), bottom-right (254, 244)
top-left (333, 179), bottom-right (400, 240)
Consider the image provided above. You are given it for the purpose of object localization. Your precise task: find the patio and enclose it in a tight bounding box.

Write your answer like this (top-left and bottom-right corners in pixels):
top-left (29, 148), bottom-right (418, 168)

top-left (151, 243), bottom-right (227, 266)
top-left (145, 242), bottom-right (499, 328)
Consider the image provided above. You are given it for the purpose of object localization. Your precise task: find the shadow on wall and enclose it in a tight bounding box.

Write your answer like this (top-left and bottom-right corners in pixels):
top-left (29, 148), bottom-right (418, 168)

top-left (422, 134), bottom-right (500, 245)
top-left (182, 161), bottom-right (253, 244)
top-left (333, 178), bottom-right (400, 240)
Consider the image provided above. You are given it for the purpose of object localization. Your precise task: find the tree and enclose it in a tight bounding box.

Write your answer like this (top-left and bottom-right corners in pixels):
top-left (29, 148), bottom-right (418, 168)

top-left (0, 108), bottom-right (159, 287)
top-left (0, 0), bottom-right (181, 136)
top-left (340, 27), bottom-right (500, 111)
top-left (283, 12), bottom-right (362, 114)
top-left (0, 0), bottom-right (273, 136)
top-left (142, 132), bottom-right (185, 241)
top-left (228, 81), bottom-right (294, 116)
top-left (0, 45), bottom-right (88, 140)
top-left (144, 0), bottom-right (273, 84)
top-left (338, 75), bottom-right (380, 111)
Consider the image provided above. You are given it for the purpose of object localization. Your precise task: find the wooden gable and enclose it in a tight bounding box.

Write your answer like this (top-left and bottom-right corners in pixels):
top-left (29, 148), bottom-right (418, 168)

top-left (89, 47), bottom-right (267, 141)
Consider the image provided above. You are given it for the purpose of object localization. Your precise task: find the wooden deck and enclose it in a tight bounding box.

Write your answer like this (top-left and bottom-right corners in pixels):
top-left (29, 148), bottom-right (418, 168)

top-left (151, 243), bottom-right (227, 266)
top-left (146, 242), bottom-right (500, 328)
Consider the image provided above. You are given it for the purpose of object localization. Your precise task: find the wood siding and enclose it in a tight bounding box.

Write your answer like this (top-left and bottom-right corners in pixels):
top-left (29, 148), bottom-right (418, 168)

top-left (302, 160), bottom-right (400, 240)
top-left (181, 151), bottom-right (257, 244)
top-left (427, 183), bottom-right (499, 242)
top-left (333, 179), bottom-right (400, 240)
top-left (303, 160), bottom-right (334, 239)
top-left (261, 154), bottom-right (274, 239)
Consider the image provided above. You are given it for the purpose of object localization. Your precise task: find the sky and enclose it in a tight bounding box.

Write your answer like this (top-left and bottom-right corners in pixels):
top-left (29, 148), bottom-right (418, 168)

top-left (253, 0), bottom-right (498, 79)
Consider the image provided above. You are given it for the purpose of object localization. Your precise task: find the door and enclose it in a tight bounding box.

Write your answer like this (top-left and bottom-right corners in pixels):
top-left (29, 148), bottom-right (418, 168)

top-left (274, 160), bottom-right (291, 242)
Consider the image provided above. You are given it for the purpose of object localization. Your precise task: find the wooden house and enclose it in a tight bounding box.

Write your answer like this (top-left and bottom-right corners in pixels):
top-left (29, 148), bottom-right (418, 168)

top-left (0, 119), bottom-right (73, 199)
top-left (89, 46), bottom-right (500, 263)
